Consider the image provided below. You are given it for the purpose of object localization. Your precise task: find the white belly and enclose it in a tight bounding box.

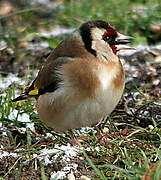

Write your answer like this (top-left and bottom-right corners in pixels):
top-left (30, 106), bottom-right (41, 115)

top-left (37, 62), bottom-right (124, 132)
top-left (37, 83), bottom-right (124, 132)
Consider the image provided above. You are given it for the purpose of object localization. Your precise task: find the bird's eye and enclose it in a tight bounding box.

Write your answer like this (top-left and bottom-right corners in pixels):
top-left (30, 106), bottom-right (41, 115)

top-left (103, 36), bottom-right (110, 42)
top-left (103, 35), bottom-right (116, 45)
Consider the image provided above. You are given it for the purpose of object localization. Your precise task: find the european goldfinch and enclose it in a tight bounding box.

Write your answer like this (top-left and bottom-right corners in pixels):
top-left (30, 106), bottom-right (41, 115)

top-left (13, 20), bottom-right (132, 132)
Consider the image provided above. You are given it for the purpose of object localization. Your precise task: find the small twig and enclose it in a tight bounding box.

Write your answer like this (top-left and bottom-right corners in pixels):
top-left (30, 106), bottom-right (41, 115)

top-left (126, 129), bottom-right (143, 138)
top-left (4, 157), bottom-right (22, 178)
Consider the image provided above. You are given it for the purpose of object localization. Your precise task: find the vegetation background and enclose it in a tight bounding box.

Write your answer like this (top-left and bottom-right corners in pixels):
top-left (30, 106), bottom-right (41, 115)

top-left (0, 0), bottom-right (161, 179)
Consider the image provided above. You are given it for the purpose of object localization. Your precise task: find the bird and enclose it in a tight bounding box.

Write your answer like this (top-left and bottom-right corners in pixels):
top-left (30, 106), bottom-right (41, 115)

top-left (12, 20), bottom-right (132, 132)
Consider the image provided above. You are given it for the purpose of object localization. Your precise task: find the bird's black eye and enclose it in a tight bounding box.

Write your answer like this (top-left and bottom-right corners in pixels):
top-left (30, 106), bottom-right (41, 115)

top-left (103, 36), bottom-right (110, 42)
top-left (103, 35), bottom-right (116, 45)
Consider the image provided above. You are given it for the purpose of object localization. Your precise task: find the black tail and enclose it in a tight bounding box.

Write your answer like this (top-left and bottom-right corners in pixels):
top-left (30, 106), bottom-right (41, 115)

top-left (12, 94), bottom-right (29, 102)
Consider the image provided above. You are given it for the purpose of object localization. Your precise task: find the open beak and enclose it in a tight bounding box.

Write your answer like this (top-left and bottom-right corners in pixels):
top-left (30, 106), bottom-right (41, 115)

top-left (115, 33), bottom-right (132, 45)
top-left (115, 33), bottom-right (135, 51)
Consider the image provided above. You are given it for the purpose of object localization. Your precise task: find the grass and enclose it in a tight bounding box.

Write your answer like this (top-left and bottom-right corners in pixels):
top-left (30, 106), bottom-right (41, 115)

top-left (0, 87), bottom-right (161, 178)
top-left (1, 88), bottom-right (161, 179)
top-left (0, 0), bottom-right (161, 50)
top-left (0, 0), bottom-right (161, 179)
top-left (55, 0), bottom-right (161, 44)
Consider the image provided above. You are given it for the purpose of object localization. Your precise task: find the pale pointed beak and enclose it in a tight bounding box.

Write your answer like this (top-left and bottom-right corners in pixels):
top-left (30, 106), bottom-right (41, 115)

top-left (114, 33), bottom-right (135, 52)
top-left (116, 45), bottom-right (136, 51)
top-left (115, 33), bottom-right (133, 45)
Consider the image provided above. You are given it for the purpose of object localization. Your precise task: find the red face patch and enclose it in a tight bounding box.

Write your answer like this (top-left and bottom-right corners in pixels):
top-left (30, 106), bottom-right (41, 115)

top-left (102, 25), bottom-right (117, 55)
top-left (110, 45), bottom-right (117, 54)
top-left (102, 25), bottom-right (117, 38)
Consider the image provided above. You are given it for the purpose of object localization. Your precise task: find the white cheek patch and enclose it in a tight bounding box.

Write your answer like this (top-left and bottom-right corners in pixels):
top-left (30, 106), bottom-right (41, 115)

top-left (91, 27), bottom-right (106, 40)
top-left (92, 39), bottom-right (118, 62)
top-left (91, 27), bottom-right (119, 62)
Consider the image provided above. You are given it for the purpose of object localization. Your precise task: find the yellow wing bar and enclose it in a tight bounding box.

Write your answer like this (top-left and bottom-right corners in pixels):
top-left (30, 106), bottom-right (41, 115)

top-left (28, 88), bottom-right (39, 96)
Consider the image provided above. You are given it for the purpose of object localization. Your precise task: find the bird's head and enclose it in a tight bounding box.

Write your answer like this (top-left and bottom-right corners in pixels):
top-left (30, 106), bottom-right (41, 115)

top-left (80, 20), bottom-right (132, 57)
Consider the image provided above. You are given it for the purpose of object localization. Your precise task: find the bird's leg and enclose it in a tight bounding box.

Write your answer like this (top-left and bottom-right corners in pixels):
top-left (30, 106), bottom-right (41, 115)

top-left (93, 116), bottom-right (110, 142)
top-left (50, 130), bottom-right (70, 144)
top-left (67, 129), bottom-right (80, 146)
top-left (93, 124), bottom-right (103, 135)
top-left (97, 116), bottom-right (109, 130)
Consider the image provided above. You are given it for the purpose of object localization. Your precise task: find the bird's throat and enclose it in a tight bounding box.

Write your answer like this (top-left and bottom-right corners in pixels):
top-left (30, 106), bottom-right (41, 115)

top-left (110, 45), bottom-right (117, 55)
